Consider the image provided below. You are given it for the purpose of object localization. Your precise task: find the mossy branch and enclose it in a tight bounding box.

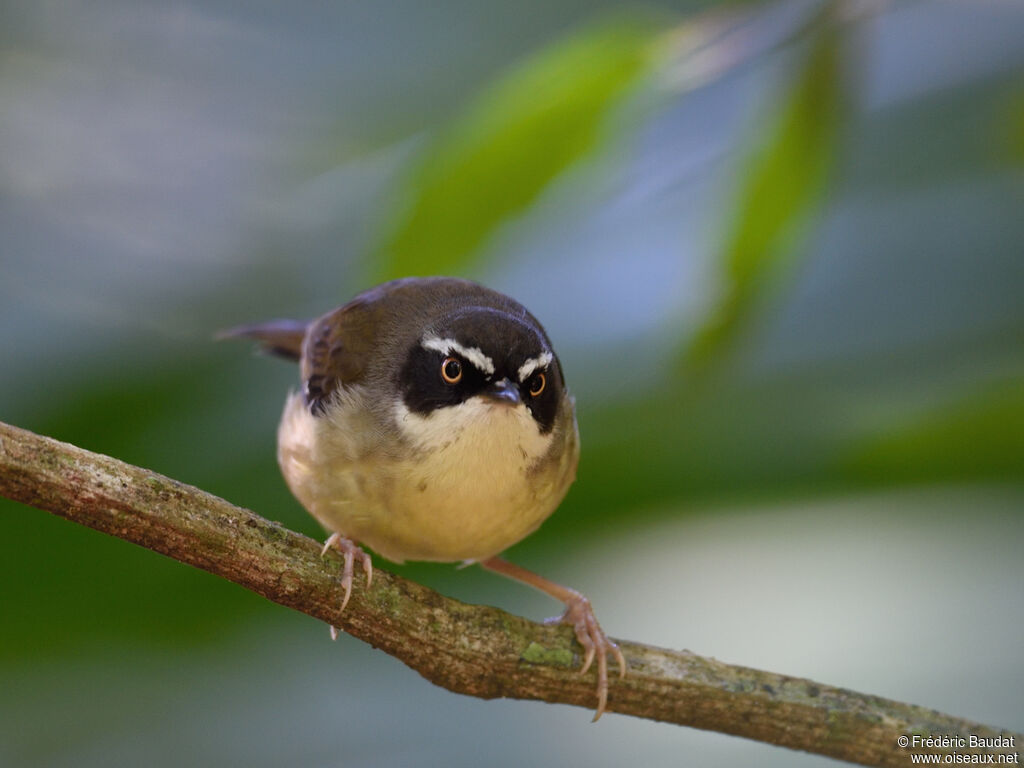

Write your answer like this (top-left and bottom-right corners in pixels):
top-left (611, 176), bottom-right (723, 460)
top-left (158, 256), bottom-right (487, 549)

top-left (0, 420), bottom-right (1018, 767)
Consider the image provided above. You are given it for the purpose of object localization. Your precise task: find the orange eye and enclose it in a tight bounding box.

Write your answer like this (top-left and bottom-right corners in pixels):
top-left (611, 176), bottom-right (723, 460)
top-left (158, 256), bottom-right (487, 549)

top-left (441, 356), bottom-right (463, 384)
top-left (527, 372), bottom-right (546, 397)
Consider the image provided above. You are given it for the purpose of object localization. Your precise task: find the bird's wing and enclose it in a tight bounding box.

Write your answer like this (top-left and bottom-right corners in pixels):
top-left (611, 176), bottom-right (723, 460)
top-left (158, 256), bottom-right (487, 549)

top-left (301, 280), bottom-right (424, 414)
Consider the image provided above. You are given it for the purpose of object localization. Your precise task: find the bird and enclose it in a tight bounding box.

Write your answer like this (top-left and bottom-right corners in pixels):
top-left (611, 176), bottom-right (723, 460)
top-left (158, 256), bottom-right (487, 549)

top-left (222, 276), bottom-right (625, 718)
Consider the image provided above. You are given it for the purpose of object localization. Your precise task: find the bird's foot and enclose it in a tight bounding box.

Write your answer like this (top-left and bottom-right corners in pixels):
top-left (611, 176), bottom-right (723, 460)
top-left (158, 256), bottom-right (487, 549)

top-left (479, 556), bottom-right (626, 721)
top-left (321, 532), bottom-right (373, 639)
top-left (547, 591), bottom-right (626, 721)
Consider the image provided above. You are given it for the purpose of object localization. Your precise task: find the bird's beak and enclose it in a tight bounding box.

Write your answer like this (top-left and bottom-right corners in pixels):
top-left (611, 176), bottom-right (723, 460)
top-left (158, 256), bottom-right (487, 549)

top-left (481, 378), bottom-right (521, 406)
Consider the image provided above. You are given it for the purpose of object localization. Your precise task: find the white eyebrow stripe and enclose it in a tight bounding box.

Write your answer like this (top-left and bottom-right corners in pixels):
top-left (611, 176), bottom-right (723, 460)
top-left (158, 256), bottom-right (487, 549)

top-left (422, 336), bottom-right (495, 375)
top-left (517, 351), bottom-right (553, 382)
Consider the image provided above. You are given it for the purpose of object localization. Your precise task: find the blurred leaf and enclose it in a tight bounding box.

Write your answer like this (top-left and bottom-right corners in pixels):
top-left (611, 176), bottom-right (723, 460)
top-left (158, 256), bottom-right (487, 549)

top-left (841, 379), bottom-right (1024, 485)
top-left (686, 6), bottom-right (846, 368)
top-left (560, 379), bottom-right (845, 521)
top-left (546, 373), bottom-right (1024, 535)
top-left (373, 16), bottom-right (659, 281)
top-left (0, 501), bottom-right (268, 660)
top-left (1005, 89), bottom-right (1024, 165)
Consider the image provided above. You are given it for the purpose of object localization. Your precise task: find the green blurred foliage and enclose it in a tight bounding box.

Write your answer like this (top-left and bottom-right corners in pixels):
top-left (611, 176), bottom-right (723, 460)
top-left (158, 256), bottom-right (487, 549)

top-left (686, 6), bottom-right (846, 367)
top-left (374, 15), bottom-right (659, 280)
top-left (843, 379), bottom-right (1024, 485)
top-left (1006, 89), bottom-right (1024, 165)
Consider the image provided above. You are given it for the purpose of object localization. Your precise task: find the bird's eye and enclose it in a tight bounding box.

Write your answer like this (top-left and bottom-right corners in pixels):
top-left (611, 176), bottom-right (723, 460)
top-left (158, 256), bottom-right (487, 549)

top-left (527, 372), bottom-right (546, 397)
top-left (441, 356), bottom-right (463, 384)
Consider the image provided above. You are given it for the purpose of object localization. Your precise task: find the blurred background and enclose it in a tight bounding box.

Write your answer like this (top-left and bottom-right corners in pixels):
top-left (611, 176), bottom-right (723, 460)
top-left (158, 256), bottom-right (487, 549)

top-left (2, 0), bottom-right (1022, 765)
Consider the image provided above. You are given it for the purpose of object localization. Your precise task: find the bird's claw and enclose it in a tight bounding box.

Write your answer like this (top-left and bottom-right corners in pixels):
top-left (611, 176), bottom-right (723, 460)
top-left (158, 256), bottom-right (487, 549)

top-left (321, 532), bottom-right (373, 638)
top-left (555, 592), bottom-right (626, 721)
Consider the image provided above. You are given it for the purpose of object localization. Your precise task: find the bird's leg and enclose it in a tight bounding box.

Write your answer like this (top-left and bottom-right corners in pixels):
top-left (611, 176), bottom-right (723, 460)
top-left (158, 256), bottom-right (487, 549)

top-left (321, 532), bottom-right (373, 639)
top-left (479, 556), bottom-right (625, 721)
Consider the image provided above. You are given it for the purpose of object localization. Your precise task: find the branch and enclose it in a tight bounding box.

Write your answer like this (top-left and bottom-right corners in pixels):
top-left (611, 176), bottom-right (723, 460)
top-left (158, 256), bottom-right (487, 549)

top-left (1, 420), bottom-right (1018, 767)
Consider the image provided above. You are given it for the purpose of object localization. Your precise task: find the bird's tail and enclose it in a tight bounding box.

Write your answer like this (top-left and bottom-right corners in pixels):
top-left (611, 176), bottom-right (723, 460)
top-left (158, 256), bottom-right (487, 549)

top-left (216, 319), bottom-right (308, 361)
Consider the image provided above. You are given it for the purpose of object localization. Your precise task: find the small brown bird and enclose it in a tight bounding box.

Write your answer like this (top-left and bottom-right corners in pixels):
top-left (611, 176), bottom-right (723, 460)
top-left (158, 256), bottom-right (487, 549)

top-left (223, 276), bottom-right (624, 718)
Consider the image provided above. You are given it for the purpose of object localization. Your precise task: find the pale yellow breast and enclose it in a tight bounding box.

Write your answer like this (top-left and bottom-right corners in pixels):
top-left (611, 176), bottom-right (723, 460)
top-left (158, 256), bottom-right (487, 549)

top-left (276, 391), bottom-right (578, 563)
